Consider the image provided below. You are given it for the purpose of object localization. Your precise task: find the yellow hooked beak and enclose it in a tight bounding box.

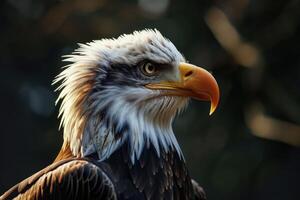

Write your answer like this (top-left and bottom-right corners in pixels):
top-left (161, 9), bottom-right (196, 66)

top-left (146, 62), bottom-right (220, 115)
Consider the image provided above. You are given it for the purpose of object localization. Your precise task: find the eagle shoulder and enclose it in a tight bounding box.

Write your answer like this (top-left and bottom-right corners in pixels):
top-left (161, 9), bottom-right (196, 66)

top-left (0, 158), bottom-right (116, 200)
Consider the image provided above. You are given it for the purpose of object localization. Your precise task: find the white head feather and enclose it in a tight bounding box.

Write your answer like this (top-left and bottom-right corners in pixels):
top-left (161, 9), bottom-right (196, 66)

top-left (54, 29), bottom-right (188, 163)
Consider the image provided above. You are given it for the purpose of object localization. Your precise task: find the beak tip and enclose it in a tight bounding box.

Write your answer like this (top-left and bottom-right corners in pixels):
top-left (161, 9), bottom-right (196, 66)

top-left (209, 99), bottom-right (219, 116)
top-left (209, 106), bottom-right (215, 116)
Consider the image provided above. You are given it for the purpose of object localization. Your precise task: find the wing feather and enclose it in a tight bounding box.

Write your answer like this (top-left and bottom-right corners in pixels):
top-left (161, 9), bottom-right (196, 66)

top-left (0, 159), bottom-right (117, 200)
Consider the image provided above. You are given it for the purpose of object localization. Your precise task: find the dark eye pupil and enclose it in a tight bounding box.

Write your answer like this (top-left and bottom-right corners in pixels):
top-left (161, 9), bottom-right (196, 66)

top-left (147, 65), bottom-right (154, 71)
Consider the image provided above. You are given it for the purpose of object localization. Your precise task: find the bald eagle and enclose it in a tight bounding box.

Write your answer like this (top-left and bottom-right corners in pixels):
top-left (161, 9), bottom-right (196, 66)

top-left (1, 29), bottom-right (219, 200)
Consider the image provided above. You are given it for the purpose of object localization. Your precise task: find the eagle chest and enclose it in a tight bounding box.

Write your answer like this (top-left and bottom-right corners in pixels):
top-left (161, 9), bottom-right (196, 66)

top-left (98, 144), bottom-right (194, 200)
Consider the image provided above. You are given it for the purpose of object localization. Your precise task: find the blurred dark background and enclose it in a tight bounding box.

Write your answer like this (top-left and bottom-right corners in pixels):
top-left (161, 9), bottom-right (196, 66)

top-left (0, 0), bottom-right (300, 199)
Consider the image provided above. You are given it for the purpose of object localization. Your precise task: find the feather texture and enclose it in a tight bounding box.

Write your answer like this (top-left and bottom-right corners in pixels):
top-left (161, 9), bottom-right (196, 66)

top-left (0, 158), bottom-right (116, 200)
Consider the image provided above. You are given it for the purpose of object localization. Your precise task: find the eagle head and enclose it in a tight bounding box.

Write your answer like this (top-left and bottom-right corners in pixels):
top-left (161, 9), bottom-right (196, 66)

top-left (54, 29), bottom-right (219, 163)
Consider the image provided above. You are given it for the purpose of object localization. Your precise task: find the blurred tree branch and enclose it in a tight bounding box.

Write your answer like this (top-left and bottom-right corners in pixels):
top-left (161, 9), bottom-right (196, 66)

top-left (246, 103), bottom-right (300, 146)
top-left (205, 6), bottom-right (300, 146)
top-left (205, 7), bottom-right (262, 69)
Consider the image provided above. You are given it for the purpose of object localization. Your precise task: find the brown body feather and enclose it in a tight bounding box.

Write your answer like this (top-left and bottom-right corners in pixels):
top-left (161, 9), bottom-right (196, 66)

top-left (1, 143), bottom-right (206, 200)
top-left (0, 157), bottom-right (116, 200)
top-left (54, 142), bottom-right (74, 162)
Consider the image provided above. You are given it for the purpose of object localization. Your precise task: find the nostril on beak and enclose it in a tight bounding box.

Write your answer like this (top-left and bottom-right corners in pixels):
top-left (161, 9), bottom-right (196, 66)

top-left (184, 70), bottom-right (193, 78)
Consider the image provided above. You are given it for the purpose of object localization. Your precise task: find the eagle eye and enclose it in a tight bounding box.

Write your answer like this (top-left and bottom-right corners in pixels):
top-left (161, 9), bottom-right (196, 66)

top-left (140, 62), bottom-right (157, 76)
